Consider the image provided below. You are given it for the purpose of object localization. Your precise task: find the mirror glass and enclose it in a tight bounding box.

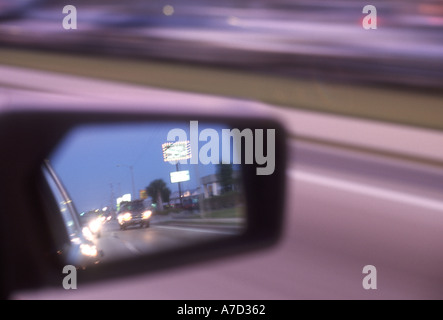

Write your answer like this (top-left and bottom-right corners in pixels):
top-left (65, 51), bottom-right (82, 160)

top-left (46, 121), bottom-right (247, 266)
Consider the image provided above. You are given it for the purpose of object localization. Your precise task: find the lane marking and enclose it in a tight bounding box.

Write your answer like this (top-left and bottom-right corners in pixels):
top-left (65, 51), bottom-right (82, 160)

top-left (121, 239), bottom-right (142, 255)
top-left (289, 170), bottom-right (443, 212)
top-left (154, 225), bottom-right (239, 235)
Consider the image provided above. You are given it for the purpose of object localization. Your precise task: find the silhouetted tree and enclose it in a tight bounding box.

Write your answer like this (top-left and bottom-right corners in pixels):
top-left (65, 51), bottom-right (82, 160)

top-left (146, 179), bottom-right (171, 211)
top-left (217, 163), bottom-right (234, 194)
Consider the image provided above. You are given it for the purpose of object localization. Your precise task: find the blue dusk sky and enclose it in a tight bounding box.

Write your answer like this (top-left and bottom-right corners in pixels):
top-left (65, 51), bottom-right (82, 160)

top-left (50, 121), bottom-right (236, 213)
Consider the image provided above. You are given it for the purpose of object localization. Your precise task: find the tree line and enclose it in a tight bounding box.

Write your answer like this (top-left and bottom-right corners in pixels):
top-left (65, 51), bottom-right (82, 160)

top-left (145, 164), bottom-right (235, 211)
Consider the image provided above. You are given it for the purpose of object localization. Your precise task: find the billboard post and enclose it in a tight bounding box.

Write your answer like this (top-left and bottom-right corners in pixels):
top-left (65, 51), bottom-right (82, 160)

top-left (162, 141), bottom-right (192, 207)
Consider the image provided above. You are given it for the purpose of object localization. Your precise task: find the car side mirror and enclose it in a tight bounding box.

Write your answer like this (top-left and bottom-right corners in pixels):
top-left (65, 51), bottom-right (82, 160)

top-left (0, 109), bottom-right (287, 294)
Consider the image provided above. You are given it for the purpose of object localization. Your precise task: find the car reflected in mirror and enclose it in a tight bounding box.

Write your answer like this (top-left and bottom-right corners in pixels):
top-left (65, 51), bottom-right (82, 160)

top-left (0, 109), bottom-right (286, 292)
top-left (45, 121), bottom-right (250, 266)
top-left (42, 160), bottom-right (103, 268)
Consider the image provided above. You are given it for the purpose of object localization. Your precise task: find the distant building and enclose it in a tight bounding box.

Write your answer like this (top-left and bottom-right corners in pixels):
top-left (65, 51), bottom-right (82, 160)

top-left (201, 174), bottom-right (221, 198)
top-left (201, 171), bottom-right (240, 198)
top-left (168, 171), bottom-right (240, 207)
top-left (169, 187), bottom-right (201, 206)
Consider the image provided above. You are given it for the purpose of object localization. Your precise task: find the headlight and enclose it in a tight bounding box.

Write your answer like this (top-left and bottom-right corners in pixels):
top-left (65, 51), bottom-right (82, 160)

top-left (80, 243), bottom-right (98, 257)
top-left (89, 218), bottom-right (102, 233)
top-left (118, 212), bottom-right (132, 223)
top-left (82, 227), bottom-right (93, 241)
top-left (142, 210), bottom-right (152, 220)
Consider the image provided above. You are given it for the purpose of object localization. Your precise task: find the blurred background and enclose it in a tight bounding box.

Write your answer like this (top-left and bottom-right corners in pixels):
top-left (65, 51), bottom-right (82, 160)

top-left (2, 0), bottom-right (443, 131)
top-left (2, 0), bottom-right (443, 299)
top-left (1, 0), bottom-right (442, 90)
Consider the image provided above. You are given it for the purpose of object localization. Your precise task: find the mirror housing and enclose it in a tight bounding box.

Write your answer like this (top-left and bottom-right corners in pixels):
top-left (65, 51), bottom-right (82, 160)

top-left (0, 108), bottom-right (287, 294)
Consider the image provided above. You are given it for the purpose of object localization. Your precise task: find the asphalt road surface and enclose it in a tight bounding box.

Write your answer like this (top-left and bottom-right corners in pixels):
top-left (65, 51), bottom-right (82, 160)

top-left (96, 218), bottom-right (244, 263)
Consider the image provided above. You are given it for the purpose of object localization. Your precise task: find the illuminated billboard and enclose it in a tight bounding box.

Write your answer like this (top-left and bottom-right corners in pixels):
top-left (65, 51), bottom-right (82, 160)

top-left (170, 170), bottom-right (190, 183)
top-left (116, 193), bottom-right (132, 206)
top-left (116, 193), bottom-right (132, 211)
top-left (162, 140), bottom-right (191, 162)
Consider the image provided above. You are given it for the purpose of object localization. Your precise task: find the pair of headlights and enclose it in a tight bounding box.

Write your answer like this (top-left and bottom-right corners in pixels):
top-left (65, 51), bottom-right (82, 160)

top-left (118, 210), bottom-right (152, 223)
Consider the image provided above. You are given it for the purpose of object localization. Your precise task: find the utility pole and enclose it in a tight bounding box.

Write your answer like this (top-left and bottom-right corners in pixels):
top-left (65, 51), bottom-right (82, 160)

top-left (194, 162), bottom-right (205, 217)
top-left (176, 162), bottom-right (183, 207)
top-left (129, 165), bottom-right (135, 201)
top-left (117, 164), bottom-right (136, 201)
top-left (109, 182), bottom-right (116, 219)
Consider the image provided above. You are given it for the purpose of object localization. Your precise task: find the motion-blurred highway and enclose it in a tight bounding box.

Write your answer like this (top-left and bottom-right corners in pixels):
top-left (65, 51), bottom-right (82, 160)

top-left (96, 215), bottom-right (243, 263)
top-left (1, 0), bottom-right (442, 89)
top-left (2, 0), bottom-right (443, 299)
top-left (1, 65), bottom-right (442, 299)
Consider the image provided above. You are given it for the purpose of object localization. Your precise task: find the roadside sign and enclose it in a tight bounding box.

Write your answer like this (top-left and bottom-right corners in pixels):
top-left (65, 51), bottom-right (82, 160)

top-left (162, 141), bottom-right (191, 162)
top-left (170, 170), bottom-right (190, 183)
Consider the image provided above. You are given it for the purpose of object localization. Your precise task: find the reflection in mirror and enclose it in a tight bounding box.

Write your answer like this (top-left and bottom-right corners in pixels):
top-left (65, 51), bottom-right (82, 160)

top-left (46, 121), bottom-right (247, 266)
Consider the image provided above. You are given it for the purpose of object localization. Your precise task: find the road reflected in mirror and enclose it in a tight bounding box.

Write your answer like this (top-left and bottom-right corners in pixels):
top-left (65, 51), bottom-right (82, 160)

top-left (47, 121), bottom-right (247, 265)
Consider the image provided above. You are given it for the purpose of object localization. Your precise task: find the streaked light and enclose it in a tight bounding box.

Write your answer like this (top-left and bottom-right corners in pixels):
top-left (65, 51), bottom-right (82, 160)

top-left (118, 212), bottom-right (132, 224)
top-left (89, 218), bottom-right (102, 233)
top-left (163, 5), bottom-right (174, 16)
top-left (142, 210), bottom-right (152, 220)
top-left (82, 227), bottom-right (93, 241)
top-left (80, 243), bottom-right (98, 257)
top-left (227, 16), bottom-right (240, 26)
